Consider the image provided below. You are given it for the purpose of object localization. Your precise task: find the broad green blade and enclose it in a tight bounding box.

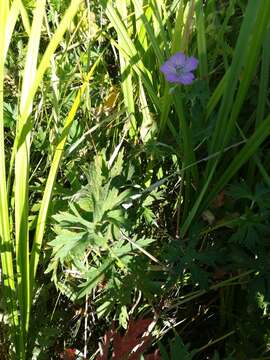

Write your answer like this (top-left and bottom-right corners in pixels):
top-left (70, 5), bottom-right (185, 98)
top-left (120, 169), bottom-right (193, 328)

top-left (14, 0), bottom-right (46, 341)
top-left (0, 0), bottom-right (20, 355)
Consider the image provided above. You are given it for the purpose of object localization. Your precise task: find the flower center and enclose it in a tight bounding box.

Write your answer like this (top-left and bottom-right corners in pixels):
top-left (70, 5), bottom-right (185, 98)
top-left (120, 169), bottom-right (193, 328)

top-left (175, 64), bottom-right (185, 75)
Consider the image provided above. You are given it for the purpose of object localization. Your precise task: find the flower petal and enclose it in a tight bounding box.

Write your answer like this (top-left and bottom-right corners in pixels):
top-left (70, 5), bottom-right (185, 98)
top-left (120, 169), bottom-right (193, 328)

top-left (169, 52), bottom-right (185, 67)
top-left (160, 61), bottom-right (176, 76)
top-left (179, 72), bottom-right (195, 85)
top-left (184, 56), bottom-right (199, 72)
top-left (165, 73), bottom-right (182, 83)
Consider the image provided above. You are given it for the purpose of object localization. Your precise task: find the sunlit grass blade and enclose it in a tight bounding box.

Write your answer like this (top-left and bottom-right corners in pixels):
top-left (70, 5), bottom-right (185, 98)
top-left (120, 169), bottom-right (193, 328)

top-left (149, 0), bottom-right (170, 59)
top-left (116, 1), bottom-right (136, 137)
top-left (3, 1), bottom-right (82, 358)
top-left (100, 0), bottom-right (160, 113)
top-left (44, 11), bottom-right (60, 141)
top-left (7, 0), bottom-right (82, 195)
top-left (4, 0), bottom-right (21, 60)
top-left (134, 0), bottom-right (164, 65)
top-left (14, 0), bottom-right (46, 344)
top-left (0, 0), bottom-right (19, 355)
top-left (133, 0), bottom-right (167, 139)
top-left (18, 0), bottom-right (31, 35)
top-left (139, 79), bottom-right (156, 142)
top-left (181, 0), bottom-right (195, 53)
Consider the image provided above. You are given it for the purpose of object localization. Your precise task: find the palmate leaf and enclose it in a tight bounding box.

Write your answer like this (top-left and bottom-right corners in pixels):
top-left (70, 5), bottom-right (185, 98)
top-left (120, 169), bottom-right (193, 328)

top-left (77, 259), bottom-right (113, 298)
top-left (48, 150), bottom-right (159, 311)
top-left (189, 264), bottom-right (209, 289)
top-left (163, 237), bottom-right (223, 288)
top-left (79, 153), bottom-right (134, 225)
top-left (229, 224), bottom-right (258, 252)
top-left (159, 335), bottom-right (196, 360)
top-left (227, 182), bottom-right (270, 210)
top-left (48, 231), bottom-right (90, 262)
top-left (94, 272), bottom-right (130, 319)
top-left (53, 211), bottom-right (91, 229)
top-left (90, 241), bottom-right (159, 319)
top-left (227, 182), bottom-right (253, 201)
top-left (94, 186), bottom-right (132, 223)
top-left (113, 237), bottom-right (156, 258)
top-left (106, 209), bottom-right (126, 228)
top-left (109, 148), bottom-right (125, 179)
top-left (254, 183), bottom-right (270, 210)
top-left (57, 281), bottom-right (77, 302)
top-left (229, 213), bottom-right (270, 252)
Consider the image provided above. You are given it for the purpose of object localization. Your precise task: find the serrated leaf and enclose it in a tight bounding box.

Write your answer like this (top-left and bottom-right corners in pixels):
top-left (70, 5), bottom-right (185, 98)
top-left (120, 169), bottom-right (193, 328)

top-left (57, 281), bottom-right (77, 302)
top-left (159, 336), bottom-right (196, 360)
top-left (190, 264), bottom-right (209, 289)
top-left (227, 183), bottom-right (253, 201)
top-left (119, 305), bottom-right (129, 329)
top-left (49, 231), bottom-right (89, 262)
top-left (77, 260), bottom-right (113, 298)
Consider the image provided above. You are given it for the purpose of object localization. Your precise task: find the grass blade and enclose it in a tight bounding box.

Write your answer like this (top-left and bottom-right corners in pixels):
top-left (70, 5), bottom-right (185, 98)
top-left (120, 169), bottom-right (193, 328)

top-left (14, 0), bottom-right (46, 342)
top-left (116, 1), bottom-right (136, 137)
top-left (204, 113), bottom-right (270, 209)
top-left (195, 0), bottom-right (208, 80)
top-left (0, 0), bottom-right (20, 356)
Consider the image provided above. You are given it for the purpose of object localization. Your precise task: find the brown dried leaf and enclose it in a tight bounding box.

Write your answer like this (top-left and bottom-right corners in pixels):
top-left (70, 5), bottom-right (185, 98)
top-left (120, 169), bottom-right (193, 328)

top-left (212, 190), bottom-right (225, 208)
top-left (61, 348), bottom-right (76, 360)
top-left (96, 319), bottom-right (155, 360)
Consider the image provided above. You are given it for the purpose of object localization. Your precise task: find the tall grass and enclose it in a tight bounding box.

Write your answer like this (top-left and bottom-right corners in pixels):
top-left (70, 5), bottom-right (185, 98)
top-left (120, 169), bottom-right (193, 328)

top-left (0, 0), bottom-right (19, 353)
top-left (181, 0), bottom-right (270, 236)
top-left (0, 0), bottom-right (93, 358)
top-left (100, 0), bottom-right (270, 237)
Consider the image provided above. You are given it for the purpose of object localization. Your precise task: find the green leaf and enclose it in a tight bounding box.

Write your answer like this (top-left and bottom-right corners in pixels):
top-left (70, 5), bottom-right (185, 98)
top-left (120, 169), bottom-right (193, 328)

top-left (77, 260), bottom-right (113, 298)
top-left (159, 336), bottom-right (197, 360)
top-left (49, 231), bottom-right (89, 262)
top-left (119, 305), bottom-right (129, 329)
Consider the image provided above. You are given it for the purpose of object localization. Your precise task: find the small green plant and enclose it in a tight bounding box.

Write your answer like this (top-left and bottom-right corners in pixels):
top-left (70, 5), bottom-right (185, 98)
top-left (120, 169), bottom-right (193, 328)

top-left (159, 335), bottom-right (197, 360)
top-left (47, 151), bottom-right (159, 327)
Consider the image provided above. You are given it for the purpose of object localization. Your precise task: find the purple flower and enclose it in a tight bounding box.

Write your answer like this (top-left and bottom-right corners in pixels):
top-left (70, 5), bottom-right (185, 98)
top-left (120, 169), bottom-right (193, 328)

top-left (160, 52), bottom-right (198, 85)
